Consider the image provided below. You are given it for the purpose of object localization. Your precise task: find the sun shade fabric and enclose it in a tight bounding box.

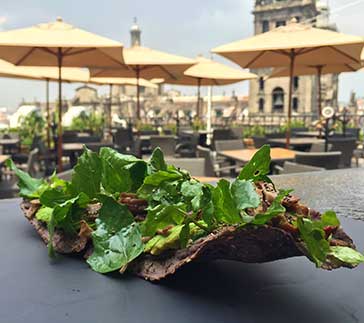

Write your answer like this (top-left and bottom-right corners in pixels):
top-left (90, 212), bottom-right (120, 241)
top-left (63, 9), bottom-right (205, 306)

top-left (269, 63), bottom-right (362, 78)
top-left (164, 56), bottom-right (257, 86)
top-left (0, 18), bottom-right (124, 68)
top-left (90, 77), bottom-right (158, 88)
top-left (90, 45), bottom-right (195, 79)
top-left (213, 21), bottom-right (364, 69)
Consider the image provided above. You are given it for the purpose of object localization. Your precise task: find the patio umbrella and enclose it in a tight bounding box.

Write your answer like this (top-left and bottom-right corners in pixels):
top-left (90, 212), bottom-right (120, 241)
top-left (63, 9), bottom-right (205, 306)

top-left (269, 63), bottom-right (363, 118)
top-left (212, 18), bottom-right (364, 147)
top-left (164, 55), bottom-right (257, 118)
top-left (90, 45), bottom-right (195, 120)
top-left (90, 77), bottom-right (158, 131)
top-left (0, 17), bottom-right (125, 170)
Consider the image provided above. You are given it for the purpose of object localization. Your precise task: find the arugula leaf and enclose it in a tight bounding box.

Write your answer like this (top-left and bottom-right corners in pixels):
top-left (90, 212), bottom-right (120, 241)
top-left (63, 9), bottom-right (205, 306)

top-left (71, 147), bottom-right (101, 198)
top-left (252, 189), bottom-right (291, 225)
top-left (100, 147), bottom-right (146, 194)
top-left (40, 187), bottom-right (72, 207)
top-left (149, 147), bottom-right (167, 172)
top-left (320, 210), bottom-right (340, 227)
top-left (144, 222), bottom-right (205, 255)
top-left (297, 217), bottom-right (330, 267)
top-left (35, 206), bottom-right (53, 223)
top-left (238, 145), bottom-right (271, 183)
top-left (98, 195), bottom-right (134, 232)
top-left (137, 170), bottom-right (183, 198)
top-left (6, 159), bottom-right (47, 198)
top-left (231, 179), bottom-right (260, 210)
top-left (87, 222), bottom-right (144, 273)
top-left (329, 246), bottom-right (364, 266)
top-left (212, 179), bottom-right (241, 224)
top-left (142, 204), bottom-right (185, 236)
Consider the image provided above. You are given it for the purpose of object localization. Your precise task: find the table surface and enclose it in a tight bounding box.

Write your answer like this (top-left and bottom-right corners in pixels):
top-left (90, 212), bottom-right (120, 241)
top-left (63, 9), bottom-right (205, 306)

top-left (268, 137), bottom-right (324, 146)
top-left (63, 142), bottom-right (113, 152)
top-left (1, 168), bottom-right (364, 323)
top-left (0, 154), bottom-right (9, 165)
top-left (295, 131), bottom-right (321, 137)
top-left (0, 138), bottom-right (20, 145)
top-left (218, 148), bottom-right (296, 163)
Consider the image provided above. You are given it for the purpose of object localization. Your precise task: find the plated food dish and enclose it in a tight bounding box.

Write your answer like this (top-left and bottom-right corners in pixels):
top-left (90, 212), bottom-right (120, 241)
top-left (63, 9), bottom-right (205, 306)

top-left (11, 145), bottom-right (364, 281)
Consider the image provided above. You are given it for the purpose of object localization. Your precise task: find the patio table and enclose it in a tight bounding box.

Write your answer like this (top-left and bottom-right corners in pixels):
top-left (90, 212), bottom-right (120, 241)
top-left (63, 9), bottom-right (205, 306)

top-left (0, 138), bottom-right (20, 154)
top-left (63, 142), bottom-right (114, 166)
top-left (0, 168), bottom-right (363, 323)
top-left (218, 147), bottom-right (296, 164)
top-left (268, 137), bottom-right (324, 149)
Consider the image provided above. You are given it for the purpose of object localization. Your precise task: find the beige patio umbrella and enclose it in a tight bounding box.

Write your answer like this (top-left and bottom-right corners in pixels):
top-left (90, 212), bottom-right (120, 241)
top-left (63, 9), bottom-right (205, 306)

top-left (90, 45), bottom-right (195, 120)
top-left (90, 77), bottom-right (158, 131)
top-left (0, 17), bottom-right (125, 170)
top-left (213, 18), bottom-right (364, 146)
top-left (164, 55), bottom-right (257, 117)
top-left (269, 63), bottom-right (363, 118)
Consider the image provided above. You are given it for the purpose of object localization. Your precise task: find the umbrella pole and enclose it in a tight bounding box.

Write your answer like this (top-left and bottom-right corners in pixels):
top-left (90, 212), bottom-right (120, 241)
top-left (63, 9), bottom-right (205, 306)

top-left (57, 48), bottom-right (63, 172)
top-left (286, 50), bottom-right (295, 148)
top-left (136, 66), bottom-right (141, 121)
top-left (206, 85), bottom-right (212, 146)
top-left (196, 78), bottom-right (201, 119)
top-left (317, 66), bottom-right (323, 118)
top-left (46, 78), bottom-right (51, 149)
top-left (109, 83), bottom-right (112, 135)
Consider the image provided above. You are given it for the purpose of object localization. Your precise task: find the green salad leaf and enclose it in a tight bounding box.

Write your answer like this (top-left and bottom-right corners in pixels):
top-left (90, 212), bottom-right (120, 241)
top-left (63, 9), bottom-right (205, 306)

top-left (100, 147), bottom-right (147, 194)
top-left (238, 144), bottom-right (272, 183)
top-left (70, 147), bottom-right (102, 198)
top-left (329, 246), bottom-right (364, 266)
top-left (6, 159), bottom-right (46, 198)
top-left (87, 222), bottom-right (144, 273)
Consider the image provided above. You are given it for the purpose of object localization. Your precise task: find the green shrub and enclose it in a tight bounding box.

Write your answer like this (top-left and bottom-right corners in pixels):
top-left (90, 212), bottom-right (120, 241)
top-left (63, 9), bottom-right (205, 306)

top-left (18, 111), bottom-right (45, 146)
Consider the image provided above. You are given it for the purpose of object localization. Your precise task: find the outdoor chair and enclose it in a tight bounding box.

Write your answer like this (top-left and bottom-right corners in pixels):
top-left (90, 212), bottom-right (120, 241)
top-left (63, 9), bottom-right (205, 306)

top-left (197, 145), bottom-right (241, 177)
top-left (86, 142), bottom-right (114, 153)
top-left (5, 148), bottom-right (40, 178)
top-left (341, 128), bottom-right (361, 140)
top-left (150, 135), bottom-right (177, 156)
top-left (291, 127), bottom-right (309, 136)
top-left (55, 169), bottom-right (72, 181)
top-left (252, 136), bottom-right (268, 149)
top-left (113, 128), bottom-right (134, 153)
top-left (165, 157), bottom-right (205, 176)
top-left (274, 161), bottom-right (325, 174)
top-left (310, 142), bottom-right (332, 152)
top-left (353, 147), bottom-right (364, 167)
top-left (215, 139), bottom-right (244, 152)
top-left (212, 128), bottom-right (234, 149)
top-left (175, 134), bottom-right (198, 158)
top-left (294, 151), bottom-right (342, 170)
top-left (230, 127), bottom-right (244, 140)
top-left (328, 137), bottom-right (357, 168)
top-left (266, 132), bottom-right (285, 139)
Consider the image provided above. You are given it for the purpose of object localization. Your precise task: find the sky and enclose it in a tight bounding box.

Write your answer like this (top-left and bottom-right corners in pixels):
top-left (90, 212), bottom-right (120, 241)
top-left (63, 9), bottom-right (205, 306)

top-left (0, 0), bottom-right (363, 111)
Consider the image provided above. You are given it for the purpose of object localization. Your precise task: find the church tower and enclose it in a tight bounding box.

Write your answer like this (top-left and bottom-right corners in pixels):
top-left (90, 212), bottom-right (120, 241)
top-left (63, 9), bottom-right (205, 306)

top-left (249, 0), bottom-right (338, 117)
top-left (130, 17), bottom-right (141, 46)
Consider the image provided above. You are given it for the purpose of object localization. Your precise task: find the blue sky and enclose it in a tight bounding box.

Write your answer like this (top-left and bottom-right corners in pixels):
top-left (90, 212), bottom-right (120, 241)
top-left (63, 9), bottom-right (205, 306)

top-left (0, 0), bottom-right (363, 110)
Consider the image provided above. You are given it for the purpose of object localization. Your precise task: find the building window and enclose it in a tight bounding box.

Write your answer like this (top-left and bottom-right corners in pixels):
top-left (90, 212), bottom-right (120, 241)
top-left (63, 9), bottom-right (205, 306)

top-left (293, 98), bottom-right (299, 112)
top-left (262, 20), bottom-right (269, 33)
top-left (258, 98), bottom-right (265, 112)
top-left (259, 77), bottom-right (265, 91)
top-left (276, 20), bottom-right (286, 28)
top-left (272, 87), bottom-right (284, 112)
top-left (293, 76), bottom-right (299, 90)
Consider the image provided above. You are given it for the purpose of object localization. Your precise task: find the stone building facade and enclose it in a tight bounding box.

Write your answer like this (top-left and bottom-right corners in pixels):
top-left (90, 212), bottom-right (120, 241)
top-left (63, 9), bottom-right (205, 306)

top-left (249, 0), bottom-right (339, 117)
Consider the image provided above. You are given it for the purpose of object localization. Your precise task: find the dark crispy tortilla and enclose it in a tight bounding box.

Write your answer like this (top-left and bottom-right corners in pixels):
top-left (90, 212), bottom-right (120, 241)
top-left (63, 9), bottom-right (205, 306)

top-left (20, 199), bottom-right (355, 281)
